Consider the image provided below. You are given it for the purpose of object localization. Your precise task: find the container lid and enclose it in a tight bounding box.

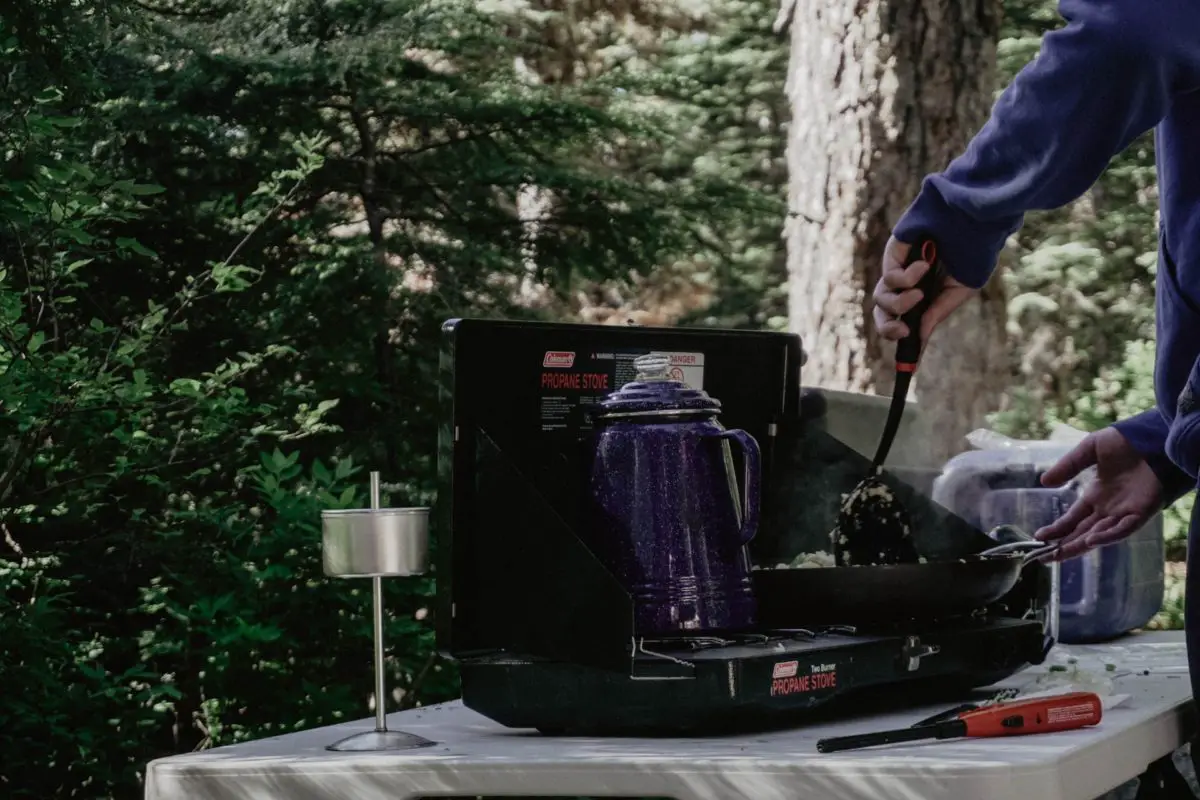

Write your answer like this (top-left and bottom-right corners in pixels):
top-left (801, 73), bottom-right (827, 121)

top-left (595, 353), bottom-right (720, 416)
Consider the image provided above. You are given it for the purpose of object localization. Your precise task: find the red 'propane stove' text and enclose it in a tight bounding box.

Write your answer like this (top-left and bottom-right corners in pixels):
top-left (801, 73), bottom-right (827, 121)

top-left (770, 670), bottom-right (837, 697)
top-left (541, 372), bottom-right (610, 390)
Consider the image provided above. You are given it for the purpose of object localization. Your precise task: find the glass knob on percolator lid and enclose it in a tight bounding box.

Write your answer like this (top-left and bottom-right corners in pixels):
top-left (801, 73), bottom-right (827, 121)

top-left (633, 352), bottom-right (672, 381)
top-left (599, 352), bottom-right (719, 415)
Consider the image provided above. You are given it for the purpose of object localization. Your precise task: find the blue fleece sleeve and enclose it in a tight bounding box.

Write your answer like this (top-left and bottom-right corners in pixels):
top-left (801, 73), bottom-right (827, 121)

top-left (1166, 358), bottom-right (1200, 483)
top-left (893, 0), bottom-right (1189, 288)
top-left (1114, 409), bottom-right (1195, 505)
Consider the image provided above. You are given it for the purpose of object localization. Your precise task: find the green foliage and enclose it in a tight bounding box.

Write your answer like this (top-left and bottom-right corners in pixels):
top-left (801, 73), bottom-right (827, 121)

top-left (0, 16), bottom-right (387, 789)
top-left (0, 0), bottom-right (777, 797)
top-left (649, 0), bottom-right (789, 330)
top-left (1, 453), bottom-right (450, 796)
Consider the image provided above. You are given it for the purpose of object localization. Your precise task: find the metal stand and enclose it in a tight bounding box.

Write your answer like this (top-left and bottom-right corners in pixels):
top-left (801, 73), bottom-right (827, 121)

top-left (323, 471), bottom-right (436, 752)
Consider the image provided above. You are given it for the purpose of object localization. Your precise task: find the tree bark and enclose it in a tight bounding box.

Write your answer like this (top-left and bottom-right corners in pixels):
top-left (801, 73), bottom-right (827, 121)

top-left (781, 0), bottom-right (1007, 463)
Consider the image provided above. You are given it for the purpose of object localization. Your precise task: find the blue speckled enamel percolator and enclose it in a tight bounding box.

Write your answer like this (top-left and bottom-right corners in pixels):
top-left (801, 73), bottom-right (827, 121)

top-left (588, 352), bottom-right (761, 636)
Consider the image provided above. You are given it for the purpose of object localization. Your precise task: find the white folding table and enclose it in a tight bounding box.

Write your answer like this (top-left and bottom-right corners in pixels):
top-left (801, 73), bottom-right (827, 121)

top-left (145, 631), bottom-right (1195, 800)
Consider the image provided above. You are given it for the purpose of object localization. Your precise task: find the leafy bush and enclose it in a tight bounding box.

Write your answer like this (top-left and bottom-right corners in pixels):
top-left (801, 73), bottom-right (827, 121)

top-left (1, 1), bottom-right (768, 796)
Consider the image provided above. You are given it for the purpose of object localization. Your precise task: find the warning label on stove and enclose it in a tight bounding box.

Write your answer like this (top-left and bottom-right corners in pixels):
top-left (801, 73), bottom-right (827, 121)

top-left (537, 348), bottom-right (706, 432)
top-left (657, 351), bottom-right (706, 389)
top-left (769, 661), bottom-right (838, 697)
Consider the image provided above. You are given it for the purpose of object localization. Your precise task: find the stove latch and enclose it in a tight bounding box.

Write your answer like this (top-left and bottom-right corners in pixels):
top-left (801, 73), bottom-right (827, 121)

top-left (901, 636), bottom-right (940, 672)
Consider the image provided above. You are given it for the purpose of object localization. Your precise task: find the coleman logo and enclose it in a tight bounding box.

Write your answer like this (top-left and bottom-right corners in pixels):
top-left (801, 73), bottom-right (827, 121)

top-left (772, 660), bottom-right (799, 679)
top-left (543, 351), bottom-right (575, 368)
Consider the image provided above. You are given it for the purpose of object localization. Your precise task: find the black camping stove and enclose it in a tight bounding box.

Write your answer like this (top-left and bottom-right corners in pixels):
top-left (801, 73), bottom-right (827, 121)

top-left (460, 617), bottom-right (1047, 735)
top-left (437, 319), bottom-right (1053, 736)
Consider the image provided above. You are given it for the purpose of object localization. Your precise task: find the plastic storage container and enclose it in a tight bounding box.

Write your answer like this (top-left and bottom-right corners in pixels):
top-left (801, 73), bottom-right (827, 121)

top-left (933, 440), bottom-right (1165, 644)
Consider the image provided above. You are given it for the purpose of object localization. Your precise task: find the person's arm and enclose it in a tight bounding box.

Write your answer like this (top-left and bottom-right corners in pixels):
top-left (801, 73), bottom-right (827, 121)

top-left (893, 0), bottom-right (1200, 289)
top-left (1114, 409), bottom-right (1194, 505)
top-left (1165, 359), bottom-right (1200, 484)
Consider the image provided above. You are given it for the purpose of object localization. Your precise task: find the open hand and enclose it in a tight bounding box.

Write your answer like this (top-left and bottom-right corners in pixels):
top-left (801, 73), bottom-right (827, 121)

top-left (872, 236), bottom-right (976, 342)
top-left (1033, 427), bottom-right (1164, 561)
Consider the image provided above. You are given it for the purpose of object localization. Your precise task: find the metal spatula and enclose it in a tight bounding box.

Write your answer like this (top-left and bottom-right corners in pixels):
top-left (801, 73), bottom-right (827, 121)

top-left (832, 237), bottom-right (944, 567)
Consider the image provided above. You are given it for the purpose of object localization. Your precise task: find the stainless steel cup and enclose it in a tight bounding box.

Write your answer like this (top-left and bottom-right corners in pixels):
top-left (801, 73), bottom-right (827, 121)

top-left (321, 507), bottom-right (430, 578)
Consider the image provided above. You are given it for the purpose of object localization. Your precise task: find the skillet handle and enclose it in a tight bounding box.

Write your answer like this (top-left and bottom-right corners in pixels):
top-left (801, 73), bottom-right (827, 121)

top-left (1020, 543), bottom-right (1061, 566)
top-left (979, 540), bottom-right (1045, 558)
top-left (718, 429), bottom-right (761, 545)
top-left (980, 539), bottom-right (1058, 564)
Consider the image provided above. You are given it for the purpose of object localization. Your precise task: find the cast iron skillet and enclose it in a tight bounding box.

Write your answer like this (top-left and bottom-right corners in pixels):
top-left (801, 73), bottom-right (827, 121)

top-left (751, 542), bottom-right (1053, 627)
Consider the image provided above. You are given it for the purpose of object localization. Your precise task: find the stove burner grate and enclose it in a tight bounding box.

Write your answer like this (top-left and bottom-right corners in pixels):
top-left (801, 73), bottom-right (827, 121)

top-left (633, 625), bottom-right (860, 658)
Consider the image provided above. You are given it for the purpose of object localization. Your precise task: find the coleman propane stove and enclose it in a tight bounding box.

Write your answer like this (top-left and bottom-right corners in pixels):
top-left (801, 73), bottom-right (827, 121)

top-left (436, 319), bottom-right (1054, 735)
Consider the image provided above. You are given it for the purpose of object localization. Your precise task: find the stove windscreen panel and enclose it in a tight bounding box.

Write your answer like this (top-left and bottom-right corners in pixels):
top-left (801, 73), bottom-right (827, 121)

top-left (436, 318), bottom-right (802, 667)
top-left (759, 389), bottom-right (1000, 569)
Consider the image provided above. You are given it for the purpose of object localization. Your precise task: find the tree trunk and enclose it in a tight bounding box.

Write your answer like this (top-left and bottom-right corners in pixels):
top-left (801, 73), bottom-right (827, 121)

top-left (781, 0), bottom-right (1007, 463)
